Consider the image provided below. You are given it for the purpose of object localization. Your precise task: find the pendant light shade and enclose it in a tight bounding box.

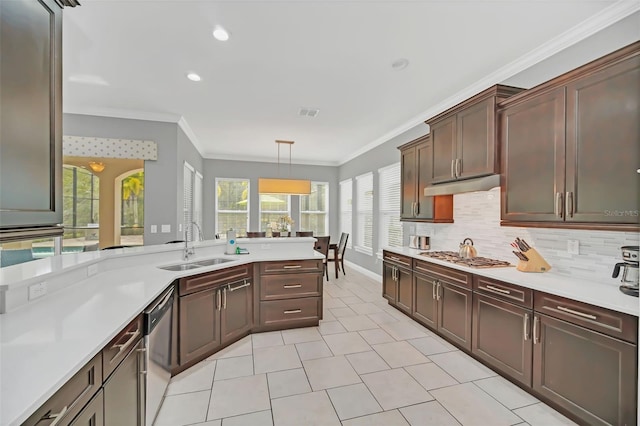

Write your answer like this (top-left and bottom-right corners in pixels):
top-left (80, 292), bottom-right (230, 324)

top-left (258, 178), bottom-right (311, 195)
top-left (259, 140), bottom-right (311, 195)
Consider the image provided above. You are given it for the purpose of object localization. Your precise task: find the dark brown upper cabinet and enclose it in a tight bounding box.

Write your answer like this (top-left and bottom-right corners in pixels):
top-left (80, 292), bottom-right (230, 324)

top-left (425, 85), bottom-right (524, 184)
top-left (398, 135), bottom-right (453, 222)
top-left (0, 0), bottom-right (63, 234)
top-left (500, 41), bottom-right (640, 231)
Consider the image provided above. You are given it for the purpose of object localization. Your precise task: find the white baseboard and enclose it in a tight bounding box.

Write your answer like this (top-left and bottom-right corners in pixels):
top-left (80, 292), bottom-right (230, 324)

top-left (344, 260), bottom-right (382, 282)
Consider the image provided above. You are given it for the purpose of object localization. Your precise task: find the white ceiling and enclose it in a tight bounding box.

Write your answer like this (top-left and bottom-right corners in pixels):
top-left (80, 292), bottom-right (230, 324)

top-left (62, 0), bottom-right (637, 166)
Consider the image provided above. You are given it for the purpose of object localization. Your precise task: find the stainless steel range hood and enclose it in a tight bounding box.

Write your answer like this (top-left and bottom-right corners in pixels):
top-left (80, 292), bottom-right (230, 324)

top-left (423, 174), bottom-right (500, 196)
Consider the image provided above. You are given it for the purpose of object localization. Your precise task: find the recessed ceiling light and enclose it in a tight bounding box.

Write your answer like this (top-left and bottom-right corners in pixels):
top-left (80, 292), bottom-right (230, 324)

top-left (186, 73), bottom-right (201, 82)
top-left (391, 58), bottom-right (409, 71)
top-left (213, 25), bottom-right (230, 41)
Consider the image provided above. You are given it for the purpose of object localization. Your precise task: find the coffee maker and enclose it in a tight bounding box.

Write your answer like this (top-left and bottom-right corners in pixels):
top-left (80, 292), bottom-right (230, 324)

top-left (613, 246), bottom-right (639, 297)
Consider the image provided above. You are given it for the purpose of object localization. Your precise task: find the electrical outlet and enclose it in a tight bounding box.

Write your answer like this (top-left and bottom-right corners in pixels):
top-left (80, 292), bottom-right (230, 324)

top-left (567, 239), bottom-right (580, 255)
top-left (150, 225), bottom-right (158, 234)
top-left (28, 282), bottom-right (48, 300)
top-left (87, 264), bottom-right (98, 277)
top-left (161, 224), bottom-right (171, 233)
top-left (178, 223), bottom-right (182, 232)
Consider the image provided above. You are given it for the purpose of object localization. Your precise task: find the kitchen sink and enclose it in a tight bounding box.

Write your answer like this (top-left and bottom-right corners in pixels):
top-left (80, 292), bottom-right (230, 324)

top-left (191, 258), bottom-right (233, 267)
top-left (158, 257), bottom-right (233, 271)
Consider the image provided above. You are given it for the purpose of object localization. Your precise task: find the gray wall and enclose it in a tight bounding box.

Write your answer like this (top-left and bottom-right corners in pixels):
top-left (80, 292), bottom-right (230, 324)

top-left (338, 123), bottom-right (429, 275)
top-left (203, 159), bottom-right (339, 241)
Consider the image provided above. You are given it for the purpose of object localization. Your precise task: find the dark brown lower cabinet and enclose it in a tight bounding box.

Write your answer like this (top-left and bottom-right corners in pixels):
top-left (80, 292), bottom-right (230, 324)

top-left (382, 261), bottom-right (412, 315)
top-left (179, 287), bottom-right (221, 365)
top-left (382, 262), bottom-right (397, 303)
top-left (438, 281), bottom-right (472, 351)
top-left (413, 272), bottom-right (437, 329)
top-left (533, 313), bottom-right (637, 426)
top-left (70, 390), bottom-right (104, 426)
top-left (103, 339), bottom-right (144, 426)
top-left (220, 280), bottom-right (253, 343)
top-left (472, 293), bottom-right (533, 387)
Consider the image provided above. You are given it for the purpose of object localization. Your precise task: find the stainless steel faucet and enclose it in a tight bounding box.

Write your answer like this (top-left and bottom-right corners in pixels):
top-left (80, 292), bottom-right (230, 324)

top-left (183, 221), bottom-right (203, 261)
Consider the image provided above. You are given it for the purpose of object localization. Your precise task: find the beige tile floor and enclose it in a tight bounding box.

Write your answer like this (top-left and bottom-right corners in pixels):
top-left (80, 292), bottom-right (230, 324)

top-left (154, 266), bottom-right (577, 426)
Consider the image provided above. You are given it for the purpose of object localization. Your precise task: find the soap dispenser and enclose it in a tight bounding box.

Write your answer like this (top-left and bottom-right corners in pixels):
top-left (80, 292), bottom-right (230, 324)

top-left (225, 229), bottom-right (237, 254)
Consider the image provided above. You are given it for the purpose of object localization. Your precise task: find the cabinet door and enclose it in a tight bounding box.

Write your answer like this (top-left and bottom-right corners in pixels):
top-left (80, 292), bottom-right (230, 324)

top-left (472, 294), bottom-right (532, 387)
top-left (565, 54), bottom-right (640, 224)
top-left (179, 288), bottom-right (221, 365)
top-left (0, 0), bottom-right (62, 228)
top-left (501, 87), bottom-right (566, 223)
top-left (400, 146), bottom-right (417, 219)
top-left (413, 273), bottom-right (438, 330)
top-left (415, 140), bottom-right (435, 220)
top-left (533, 314), bottom-right (638, 426)
top-left (395, 267), bottom-right (413, 315)
top-left (221, 280), bottom-right (253, 344)
top-left (437, 282), bottom-right (472, 351)
top-left (430, 117), bottom-right (457, 183)
top-left (104, 339), bottom-right (144, 426)
top-left (457, 98), bottom-right (496, 179)
top-left (69, 390), bottom-right (104, 426)
top-left (382, 263), bottom-right (397, 304)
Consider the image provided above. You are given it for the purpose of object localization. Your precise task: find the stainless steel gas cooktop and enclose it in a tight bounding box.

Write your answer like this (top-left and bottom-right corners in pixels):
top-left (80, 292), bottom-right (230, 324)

top-left (419, 251), bottom-right (512, 268)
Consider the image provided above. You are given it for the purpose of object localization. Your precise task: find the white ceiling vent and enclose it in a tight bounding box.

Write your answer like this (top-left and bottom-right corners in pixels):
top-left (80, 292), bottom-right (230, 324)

top-left (298, 108), bottom-right (319, 118)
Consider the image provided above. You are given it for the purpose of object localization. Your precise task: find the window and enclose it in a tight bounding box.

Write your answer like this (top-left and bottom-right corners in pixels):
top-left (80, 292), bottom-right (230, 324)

top-left (378, 163), bottom-right (403, 250)
top-left (121, 171), bottom-right (144, 246)
top-left (216, 178), bottom-right (250, 239)
top-left (260, 194), bottom-right (290, 233)
top-left (299, 182), bottom-right (328, 236)
top-left (62, 165), bottom-right (100, 251)
top-left (339, 179), bottom-right (352, 248)
top-left (355, 173), bottom-right (373, 254)
top-left (184, 162), bottom-right (203, 241)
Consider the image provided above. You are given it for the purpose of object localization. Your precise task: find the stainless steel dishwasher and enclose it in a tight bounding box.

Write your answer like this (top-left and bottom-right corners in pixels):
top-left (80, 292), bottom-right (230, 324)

top-left (144, 285), bottom-right (175, 425)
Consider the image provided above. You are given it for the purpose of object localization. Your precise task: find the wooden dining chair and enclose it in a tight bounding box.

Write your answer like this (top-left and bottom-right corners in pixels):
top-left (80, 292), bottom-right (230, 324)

top-left (327, 232), bottom-right (349, 278)
top-left (313, 236), bottom-right (330, 281)
top-left (246, 231), bottom-right (266, 238)
top-left (296, 231), bottom-right (313, 237)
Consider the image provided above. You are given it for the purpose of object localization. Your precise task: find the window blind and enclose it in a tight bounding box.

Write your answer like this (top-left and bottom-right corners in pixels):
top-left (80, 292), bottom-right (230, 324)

top-left (355, 173), bottom-right (373, 254)
top-left (339, 179), bottom-right (352, 248)
top-left (300, 182), bottom-right (329, 236)
top-left (378, 162), bottom-right (403, 249)
top-left (183, 162), bottom-right (194, 241)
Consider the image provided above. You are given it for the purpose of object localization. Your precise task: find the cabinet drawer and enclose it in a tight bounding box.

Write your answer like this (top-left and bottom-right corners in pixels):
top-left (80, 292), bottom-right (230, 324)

top-left (474, 276), bottom-right (533, 308)
top-left (70, 389), bottom-right (104, 426)
top-left (414, 260), bottom-right (472, 289)
top-left (535, 291), bottom-right (638, 343)
top-left (24, 352), bottom-right (103, 426)
top-left (179, 264), bottom-right (251, 296)
top-left (261, 273), bottom-right (322, 300)
top-left (382, 251), bottom-right (412, 269)
top-left (102, 314), bottom-right (143, 380)
top-left (260, 297), bottom-right (321, 326)
top-left (260, 259), bottom-right (323, 274)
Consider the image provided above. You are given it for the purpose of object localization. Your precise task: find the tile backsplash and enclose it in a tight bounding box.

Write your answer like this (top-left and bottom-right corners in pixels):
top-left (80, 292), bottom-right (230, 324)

top-left (411, 187), bottom-right (639, 286)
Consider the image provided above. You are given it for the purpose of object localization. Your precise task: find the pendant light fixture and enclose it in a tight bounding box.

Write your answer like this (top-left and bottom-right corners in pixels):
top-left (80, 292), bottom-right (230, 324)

top-left (88, 161), bottom-right (105, 173)
top-left (258, 140), bottom-right (311, 195)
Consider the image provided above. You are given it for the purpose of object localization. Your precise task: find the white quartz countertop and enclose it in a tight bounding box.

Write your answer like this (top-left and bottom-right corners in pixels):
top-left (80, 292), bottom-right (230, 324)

top-left (0, 239), bottom-right (323, 426)
top-left (383, 247), bottom-right (639, 317)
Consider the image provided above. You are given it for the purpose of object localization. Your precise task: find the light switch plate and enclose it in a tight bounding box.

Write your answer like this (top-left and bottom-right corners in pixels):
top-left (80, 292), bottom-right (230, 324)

top-left (161, 224), bottom-right (171, 233)
top-left (29, 282), bottom-right (48, 300)
top-left (150, 225), bottom-right (158, 234)
top-left (567, 239), bottom-right (580, 255)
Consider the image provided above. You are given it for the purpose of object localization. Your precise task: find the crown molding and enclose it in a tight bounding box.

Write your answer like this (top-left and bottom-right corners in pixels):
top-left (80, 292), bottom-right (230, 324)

top-left (338, 0), bottom-right (640, 166)
top-left (203, 152), bottom-right (340, 167)
top-left (63, 107), bottom-right (181, 123)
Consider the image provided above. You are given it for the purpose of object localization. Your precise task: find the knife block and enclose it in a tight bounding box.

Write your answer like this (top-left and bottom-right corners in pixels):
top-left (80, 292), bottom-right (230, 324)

top-left (516, 248), bottom-right (551, 272)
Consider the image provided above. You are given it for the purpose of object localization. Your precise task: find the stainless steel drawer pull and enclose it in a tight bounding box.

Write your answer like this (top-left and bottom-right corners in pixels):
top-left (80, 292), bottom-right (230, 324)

top-left (565, 191), bottom-right (574, 218)
top-left (387, 256), bottom-right (400, 261)
top-left (455, 158), bottom-right (462, 177)
top-left (283, 309), bottom-right (302, 314)
top-left (555, 192), bottom-right (563, 218)
top-left (223, 287), bottom-right (227, 309)
top-left (432, 280), bottom-right (437, 300)
top-left (216, 289), bottom-right (221, 310)
top-left (42, 406), bottom-right (68, 426)
top-left (228, 280), bottom-right (251, 292)
top-left (533, 316), bottom-right (539, 344)
top-left (556, 306), bottom-right (596, 320)
top-left (485, 285), bottom-right (511, 295)
top-left (523, 314), bottom-right (530, 341)
top-left (451, 159), bottom-right (456, 178)
top-left (111, 330), bottom-right (141, 361)
top-left (283, 265), bottom-right (302, 269)
top-left (436, 282), bottom-right (441, 301)
top-left (283, 284), bottom-right (302, 289)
